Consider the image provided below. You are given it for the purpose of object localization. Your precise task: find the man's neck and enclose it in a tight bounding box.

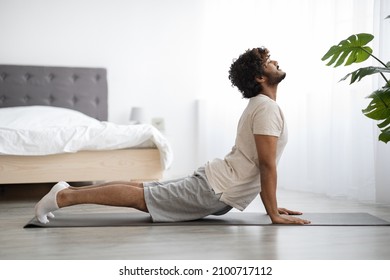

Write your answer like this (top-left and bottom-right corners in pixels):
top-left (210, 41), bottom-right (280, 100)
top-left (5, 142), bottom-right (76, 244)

top-left (261, 86), bottom-right (278, 101)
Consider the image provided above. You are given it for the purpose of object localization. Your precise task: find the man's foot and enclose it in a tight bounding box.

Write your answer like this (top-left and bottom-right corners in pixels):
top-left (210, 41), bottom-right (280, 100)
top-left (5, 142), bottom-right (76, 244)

top-left (34, 181), bottom-right (69, 224)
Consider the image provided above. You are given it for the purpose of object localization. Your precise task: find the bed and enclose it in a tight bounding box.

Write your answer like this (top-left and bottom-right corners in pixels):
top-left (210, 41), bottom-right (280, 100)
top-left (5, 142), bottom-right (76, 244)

top-left (0, 65), bottom-right (172, 184)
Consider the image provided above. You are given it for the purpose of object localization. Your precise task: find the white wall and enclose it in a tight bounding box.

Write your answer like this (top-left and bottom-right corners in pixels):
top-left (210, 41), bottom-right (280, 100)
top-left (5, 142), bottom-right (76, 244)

top-left (0, 0), bottom-right (205, 179)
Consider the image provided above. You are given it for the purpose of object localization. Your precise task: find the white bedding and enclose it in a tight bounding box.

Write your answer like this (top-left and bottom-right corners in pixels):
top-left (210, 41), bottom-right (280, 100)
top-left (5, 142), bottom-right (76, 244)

top-left (0, 106), bottom-right (173, 170)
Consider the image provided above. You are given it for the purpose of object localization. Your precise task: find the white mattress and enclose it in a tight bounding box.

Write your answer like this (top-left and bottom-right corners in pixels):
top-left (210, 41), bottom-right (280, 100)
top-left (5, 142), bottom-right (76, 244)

top-left (0, 106), bottom-right (173, 170)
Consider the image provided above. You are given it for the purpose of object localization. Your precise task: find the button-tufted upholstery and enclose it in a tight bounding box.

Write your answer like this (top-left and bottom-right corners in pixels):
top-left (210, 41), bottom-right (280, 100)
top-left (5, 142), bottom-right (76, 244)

top-left (0, 65), bottom-right (108, 121)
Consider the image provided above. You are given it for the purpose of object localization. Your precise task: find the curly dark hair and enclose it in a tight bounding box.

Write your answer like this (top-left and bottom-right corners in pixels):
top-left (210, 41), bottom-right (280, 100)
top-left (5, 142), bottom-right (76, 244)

top-left (228, 47), bottom-right (270, 99)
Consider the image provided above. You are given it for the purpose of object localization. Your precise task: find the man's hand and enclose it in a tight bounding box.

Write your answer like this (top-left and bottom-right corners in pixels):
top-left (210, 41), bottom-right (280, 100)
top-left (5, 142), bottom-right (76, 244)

top-left (271, 208), bottom-right (311, 225)
top-left (278, 207), bottom-right (302, 215)
top-left (271, 214), bottom-right (311, 225)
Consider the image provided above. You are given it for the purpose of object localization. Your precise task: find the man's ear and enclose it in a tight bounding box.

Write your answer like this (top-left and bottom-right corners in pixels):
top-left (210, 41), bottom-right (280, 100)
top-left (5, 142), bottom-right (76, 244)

top-left (255, 76), bottom-right (265, 84)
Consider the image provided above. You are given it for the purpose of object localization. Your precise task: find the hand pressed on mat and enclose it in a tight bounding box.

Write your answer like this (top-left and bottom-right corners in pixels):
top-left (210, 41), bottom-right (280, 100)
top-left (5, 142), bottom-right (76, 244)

top-left (267, 207), bottom-right (310, 225)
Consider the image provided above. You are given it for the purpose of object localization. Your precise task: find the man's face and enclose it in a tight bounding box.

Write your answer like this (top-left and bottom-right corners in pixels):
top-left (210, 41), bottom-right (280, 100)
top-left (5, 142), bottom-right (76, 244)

top-left (262, 56), bottom-right (286, 85)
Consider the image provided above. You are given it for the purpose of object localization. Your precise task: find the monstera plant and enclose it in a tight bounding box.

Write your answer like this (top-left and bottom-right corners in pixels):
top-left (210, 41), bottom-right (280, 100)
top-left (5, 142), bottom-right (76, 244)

top-left (322, 16), bottom-right (390, 143)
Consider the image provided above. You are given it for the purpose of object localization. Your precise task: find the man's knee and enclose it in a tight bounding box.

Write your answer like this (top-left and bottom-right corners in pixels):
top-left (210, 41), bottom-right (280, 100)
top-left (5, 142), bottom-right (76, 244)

top-left (136, 188), bottom-right (148, 212)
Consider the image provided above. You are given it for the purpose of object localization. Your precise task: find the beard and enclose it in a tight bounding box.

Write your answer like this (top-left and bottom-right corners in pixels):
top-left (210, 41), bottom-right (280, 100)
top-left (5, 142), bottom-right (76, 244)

top-left (266, 71), bottom-right (286, 85)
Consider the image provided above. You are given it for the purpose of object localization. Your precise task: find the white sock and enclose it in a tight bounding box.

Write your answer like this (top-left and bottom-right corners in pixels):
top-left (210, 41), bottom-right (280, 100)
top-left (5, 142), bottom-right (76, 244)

top-left (34, 181), bottom-right (70, 224)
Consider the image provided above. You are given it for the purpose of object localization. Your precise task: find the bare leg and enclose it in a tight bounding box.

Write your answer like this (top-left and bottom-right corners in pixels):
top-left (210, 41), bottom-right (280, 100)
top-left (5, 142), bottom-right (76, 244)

top-left (58, 183), bottom-right (147, 211)
top-left (69, 181), bottom-right (143, 190)
top-left (35, 181), bottom-right (147, 224)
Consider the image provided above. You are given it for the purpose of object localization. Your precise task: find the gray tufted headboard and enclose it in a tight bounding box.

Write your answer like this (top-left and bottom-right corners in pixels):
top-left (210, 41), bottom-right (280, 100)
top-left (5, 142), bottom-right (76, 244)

top-left (0, 65), bottom-right (108, 121)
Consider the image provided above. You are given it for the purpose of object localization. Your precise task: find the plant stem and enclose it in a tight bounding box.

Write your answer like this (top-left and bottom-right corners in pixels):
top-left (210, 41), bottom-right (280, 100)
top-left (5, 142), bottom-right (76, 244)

top-left (359, 48), bottom-right (389, 109)
top-left (360, 47), bottom-right (389, 84)
top-left (361, 48), bottom-right (387, 67)
top-left (380, 72), bottom-right (389, 84)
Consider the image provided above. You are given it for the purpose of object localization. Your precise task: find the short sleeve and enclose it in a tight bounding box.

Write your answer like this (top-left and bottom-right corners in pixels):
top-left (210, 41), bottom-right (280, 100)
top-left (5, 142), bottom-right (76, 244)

top-left (252, 101), bottom-right (283, 137)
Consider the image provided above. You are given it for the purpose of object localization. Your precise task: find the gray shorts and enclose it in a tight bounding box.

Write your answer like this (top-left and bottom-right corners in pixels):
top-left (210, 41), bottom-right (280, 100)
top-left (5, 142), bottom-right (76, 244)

top-left (143, 167), bottom-right (232, 222)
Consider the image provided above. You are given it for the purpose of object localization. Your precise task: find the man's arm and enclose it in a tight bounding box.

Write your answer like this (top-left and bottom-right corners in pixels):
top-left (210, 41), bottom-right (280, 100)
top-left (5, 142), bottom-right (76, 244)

top-left (254, 134), bottom-right (310, 225)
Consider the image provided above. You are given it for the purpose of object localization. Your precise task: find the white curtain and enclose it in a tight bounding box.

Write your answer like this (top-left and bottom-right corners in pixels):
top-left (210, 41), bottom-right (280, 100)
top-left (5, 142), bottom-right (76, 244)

top-left (197, 0), bottom-right (386, 203)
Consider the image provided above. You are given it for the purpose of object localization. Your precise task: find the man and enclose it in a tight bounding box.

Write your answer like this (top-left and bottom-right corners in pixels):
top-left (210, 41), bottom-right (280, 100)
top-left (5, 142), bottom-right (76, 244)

top-left (35, 47), bottom-right (310, 225)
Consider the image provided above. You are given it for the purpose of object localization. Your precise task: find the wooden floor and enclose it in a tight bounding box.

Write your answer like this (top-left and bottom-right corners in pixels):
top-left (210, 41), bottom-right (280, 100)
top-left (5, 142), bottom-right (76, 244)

top-left (1, 184), bottom-right (390, 260)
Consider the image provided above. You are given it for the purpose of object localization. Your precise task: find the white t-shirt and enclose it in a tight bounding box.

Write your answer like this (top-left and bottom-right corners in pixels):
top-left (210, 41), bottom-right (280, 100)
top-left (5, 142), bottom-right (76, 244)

top-left (205, 94), bottom-right (288, 211)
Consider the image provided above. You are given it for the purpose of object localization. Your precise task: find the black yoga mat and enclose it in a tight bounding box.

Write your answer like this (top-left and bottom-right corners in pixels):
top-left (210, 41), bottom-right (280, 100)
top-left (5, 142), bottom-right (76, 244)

top-left (24, 212), bottom-right (390, 228)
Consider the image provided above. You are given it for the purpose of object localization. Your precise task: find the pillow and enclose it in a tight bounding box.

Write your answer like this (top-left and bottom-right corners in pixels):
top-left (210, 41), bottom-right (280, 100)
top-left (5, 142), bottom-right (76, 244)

top-left (0, 106), bottom-right (99, 129)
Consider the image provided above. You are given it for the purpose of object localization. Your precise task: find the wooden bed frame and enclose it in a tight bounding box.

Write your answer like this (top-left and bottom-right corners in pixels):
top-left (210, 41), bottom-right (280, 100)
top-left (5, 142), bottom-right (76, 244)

top-left (0, 65), bottom-right (163, 184)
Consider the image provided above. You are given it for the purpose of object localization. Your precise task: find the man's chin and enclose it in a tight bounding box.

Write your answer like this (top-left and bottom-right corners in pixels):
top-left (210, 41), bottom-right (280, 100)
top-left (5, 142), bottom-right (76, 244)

top-left (275, 72), bottom-right (286, 84)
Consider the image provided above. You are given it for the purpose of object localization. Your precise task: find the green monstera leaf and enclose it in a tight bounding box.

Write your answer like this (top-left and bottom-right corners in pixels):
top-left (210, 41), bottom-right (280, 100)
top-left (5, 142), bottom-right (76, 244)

top-left (341, 66), bottom-right (390, 84)
top-left (363, 86), bottom-right (390, 143)
top-left (322, 29), bottom-right (390, 143)
top-left (321, 33), bottom-right (374, 67)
